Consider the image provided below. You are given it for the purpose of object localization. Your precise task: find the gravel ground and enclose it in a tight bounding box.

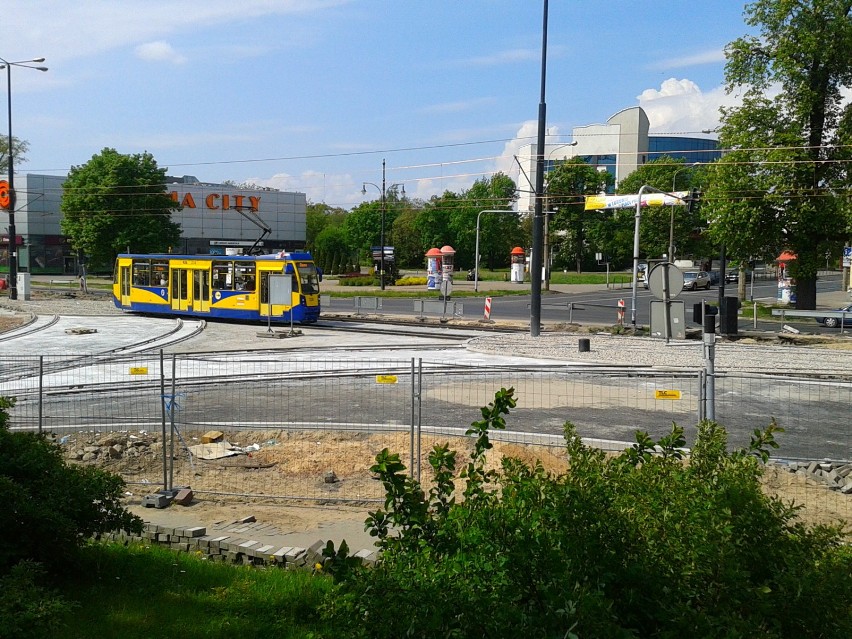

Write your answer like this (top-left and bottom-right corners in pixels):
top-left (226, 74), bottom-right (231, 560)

top-left (2, 293), bottom-right (851, 375)
top-left (466, 332), bottom-right (852, 375)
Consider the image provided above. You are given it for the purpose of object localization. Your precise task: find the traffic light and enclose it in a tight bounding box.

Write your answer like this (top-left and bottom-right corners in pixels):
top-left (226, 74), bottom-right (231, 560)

top-left (686, 188), bottom-right (700, 214)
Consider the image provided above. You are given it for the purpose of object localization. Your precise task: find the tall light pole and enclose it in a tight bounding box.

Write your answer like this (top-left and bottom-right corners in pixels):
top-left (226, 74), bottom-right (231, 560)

top-left (1, 56), bottom-right (47, 301)
top-left (362, 159), bottom-right (403, 291)
top-left (530, 0), bottom-right (550, 337)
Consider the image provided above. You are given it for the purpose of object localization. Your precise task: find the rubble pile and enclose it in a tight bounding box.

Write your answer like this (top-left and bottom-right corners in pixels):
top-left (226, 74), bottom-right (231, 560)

top-left (775, 459), bottom-right (852, 494)
top-left (60, 432), bottom-right (162, 466)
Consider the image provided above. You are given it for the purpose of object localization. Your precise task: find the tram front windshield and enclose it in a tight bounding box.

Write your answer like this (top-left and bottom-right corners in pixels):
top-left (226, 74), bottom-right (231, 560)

top-left (296, 263), bottom-right (320, 294)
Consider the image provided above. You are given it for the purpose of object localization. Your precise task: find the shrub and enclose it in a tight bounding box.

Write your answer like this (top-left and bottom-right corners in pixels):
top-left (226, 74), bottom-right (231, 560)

top-left (0, 560), bottom-right (74, 639)
top-left (0, 396), bottom-right (143, 573)
top-left (394, 276), bottom-right (427, 286)
top-left (337, 275), bottom-right (376, 286)
top-left (322, 389), bottom-right (852, 638)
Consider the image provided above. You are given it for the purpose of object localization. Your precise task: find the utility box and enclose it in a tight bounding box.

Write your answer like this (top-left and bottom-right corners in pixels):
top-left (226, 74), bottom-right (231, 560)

top-left (692, 303), bottom-right (718, 324)
top-left (719, 296), bottom-right (740, 335)
top-left (17, 272), bottom-right (31, 300)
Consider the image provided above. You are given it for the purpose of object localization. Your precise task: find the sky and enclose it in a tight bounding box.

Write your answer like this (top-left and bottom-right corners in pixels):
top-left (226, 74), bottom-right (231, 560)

top-left (4, 0), bottom-right (755, 210)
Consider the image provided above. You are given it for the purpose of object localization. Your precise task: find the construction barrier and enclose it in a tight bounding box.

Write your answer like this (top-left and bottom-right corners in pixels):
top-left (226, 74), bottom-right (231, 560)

top-left (483, 297), bottom-right (492, 320)
top-left (617, 298), bottom-right (625, 325)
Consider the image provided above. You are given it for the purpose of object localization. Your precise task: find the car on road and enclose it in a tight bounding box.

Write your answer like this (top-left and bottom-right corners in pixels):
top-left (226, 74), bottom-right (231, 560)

top-left (816, 304), bottom-right (852, 328)
top-left (707, 270), bottom-right (720, 286)
top-left (682, 271), bottom-right (711, 290)
top-left (725, 269), bottom-right (739, 283)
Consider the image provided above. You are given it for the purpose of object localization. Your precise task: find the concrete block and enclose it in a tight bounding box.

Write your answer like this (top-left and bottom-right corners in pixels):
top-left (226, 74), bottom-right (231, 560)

top-left (272, 546), bottom-right (293, 561)
top-left (181, 526), bottom-right (206, 538)
top-left (174, 488), bottom-right (194, 506)
top-left (141, 493), bottom-right (170, 509)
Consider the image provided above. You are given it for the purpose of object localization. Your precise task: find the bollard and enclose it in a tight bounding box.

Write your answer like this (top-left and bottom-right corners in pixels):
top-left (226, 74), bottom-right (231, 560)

top-left (578, 338), bottom-right (590, 352)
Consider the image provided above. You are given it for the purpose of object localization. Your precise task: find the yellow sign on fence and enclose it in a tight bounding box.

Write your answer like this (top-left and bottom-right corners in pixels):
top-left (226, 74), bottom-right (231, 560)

top-left (376, 375), bottom-right (398, 384)
top-left (654, 389), bottom-right (681, 400)
top-left (129, 367), bottom-right (149, 376)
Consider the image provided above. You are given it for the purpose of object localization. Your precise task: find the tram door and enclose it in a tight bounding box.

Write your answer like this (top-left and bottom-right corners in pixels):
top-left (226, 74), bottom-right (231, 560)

top-left (120, 265), bottom-right (131, 306)
top-left (170, 269), bottom-right (190, 312)
top-left (193, 269), bottom-right (210, 313)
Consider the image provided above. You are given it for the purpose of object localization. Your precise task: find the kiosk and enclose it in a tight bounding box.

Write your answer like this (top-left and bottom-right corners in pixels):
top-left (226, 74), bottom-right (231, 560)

top-left (425, 247), bottom-right (442, 290)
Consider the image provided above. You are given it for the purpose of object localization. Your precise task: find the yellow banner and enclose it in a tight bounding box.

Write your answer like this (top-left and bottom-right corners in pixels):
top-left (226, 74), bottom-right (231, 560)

top-left (129, 367), bottom-right (149, 375)
top-left (585, 192), bottom-right (688, 211)
top-left (376, 375), bottom-right (398, 384)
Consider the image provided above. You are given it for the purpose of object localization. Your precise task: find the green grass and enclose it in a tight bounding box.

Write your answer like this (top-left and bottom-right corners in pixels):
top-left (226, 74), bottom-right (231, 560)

top-left (54, 542), bottom-right (333, 639)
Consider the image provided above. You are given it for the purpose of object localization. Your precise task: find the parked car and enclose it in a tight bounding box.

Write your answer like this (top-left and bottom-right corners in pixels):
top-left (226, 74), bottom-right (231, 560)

top-left (725, 269), bottom-right (739, 283)
top-left (817, 304), bottom-right (852, 328)
top-left (682, 271), bottom-right (711, 290)
top-left (707, 270), bottom-right (720, 286)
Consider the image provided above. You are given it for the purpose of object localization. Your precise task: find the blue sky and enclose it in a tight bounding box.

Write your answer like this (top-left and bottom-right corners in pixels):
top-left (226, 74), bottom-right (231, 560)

top-left (5, 0), bottom-right (753, 209)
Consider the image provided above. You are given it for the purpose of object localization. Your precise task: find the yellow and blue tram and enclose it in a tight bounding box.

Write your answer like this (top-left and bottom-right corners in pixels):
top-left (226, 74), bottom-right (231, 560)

top-left (113, 252), bottom-right (321, 323)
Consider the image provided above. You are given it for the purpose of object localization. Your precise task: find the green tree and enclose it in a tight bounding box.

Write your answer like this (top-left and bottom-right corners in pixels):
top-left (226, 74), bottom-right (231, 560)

top-left (412, 175), bottom-right (520, 271)
top-left (546, 157), bottom-right (614, 272)
top-left (313, 225), bottom-right (350, 274)
top-left (306, 201), bottom-right (347, 251)
top-left (0, 136), bottom-right (29, 174)
top-left (616, 155), bottom-right (712, 262)
top-left (60, 148), bottom-right (181, 270)
top-left (707, 0), bottom-right (852, 308)
top-left (388, 206), bottom-right (425, 269)
top-left (458, 173), bottom-right (521, 270)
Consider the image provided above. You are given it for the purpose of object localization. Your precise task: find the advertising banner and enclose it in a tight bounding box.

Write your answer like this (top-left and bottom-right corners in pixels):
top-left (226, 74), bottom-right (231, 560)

top-left (584, 191), bottom-right (688, 211)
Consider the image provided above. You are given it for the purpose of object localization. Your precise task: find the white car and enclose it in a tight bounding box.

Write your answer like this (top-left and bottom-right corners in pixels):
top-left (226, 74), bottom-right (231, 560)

top-left (682, 271), bottom-right (711, 290)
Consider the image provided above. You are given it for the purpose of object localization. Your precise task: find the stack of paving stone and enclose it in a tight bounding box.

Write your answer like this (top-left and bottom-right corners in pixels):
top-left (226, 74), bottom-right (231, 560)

top-left (100, 522), bottom-right (381, 569)
top-left (775, 459), bottom-right (852, 494)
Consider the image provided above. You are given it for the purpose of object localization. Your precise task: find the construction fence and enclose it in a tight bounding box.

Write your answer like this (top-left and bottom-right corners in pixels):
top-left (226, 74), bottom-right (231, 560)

top-left (1, 353), bottom-right (850, 527)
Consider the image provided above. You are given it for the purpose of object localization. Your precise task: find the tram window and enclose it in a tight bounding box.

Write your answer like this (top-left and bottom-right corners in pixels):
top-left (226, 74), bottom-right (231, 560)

top-left (212, 260), bottom-right (233, 290)
top-left (234, 263), bottom-right (256, 291)
top-left (132, 261), bottom-right (151, 286)
top-left (152, 261), bottom-right (169, 286)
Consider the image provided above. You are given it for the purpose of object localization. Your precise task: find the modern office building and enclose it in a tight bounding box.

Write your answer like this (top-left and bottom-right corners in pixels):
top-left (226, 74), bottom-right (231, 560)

top-left (516, 106), bottom-right (721, 212)
top-left (1, 173), bottom-right (307, 275)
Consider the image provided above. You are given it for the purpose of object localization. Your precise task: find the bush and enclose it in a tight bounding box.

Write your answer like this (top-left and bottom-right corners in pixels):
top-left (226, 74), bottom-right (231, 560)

top-left (0, 561), bottom-right (74, 639)
top-left (337, 275), bottom-right (376, 286)
top-left (322, 389), bottom-right (852, 638)
top-left (394, 276), bottom-right (427, 286)
top-left (0, 396), bottom-right (143, 573)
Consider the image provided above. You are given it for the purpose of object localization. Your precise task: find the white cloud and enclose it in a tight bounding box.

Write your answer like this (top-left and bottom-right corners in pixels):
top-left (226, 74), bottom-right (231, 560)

top-left (637, 78), bottom-right (739, 134)
top-left (135, 41), bottom-right (187, 64)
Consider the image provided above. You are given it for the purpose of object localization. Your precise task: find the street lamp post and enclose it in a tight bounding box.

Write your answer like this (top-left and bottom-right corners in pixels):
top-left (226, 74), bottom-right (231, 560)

top-left (361, 159), bottom-right (403, 291)
top-left (530, 0), bottom-right (550, 337)
top-left (1, 56), bottom-right (47, 301)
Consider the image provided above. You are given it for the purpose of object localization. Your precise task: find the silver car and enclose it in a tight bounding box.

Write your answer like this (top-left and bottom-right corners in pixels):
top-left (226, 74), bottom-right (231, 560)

top-left (682, 271), bottom-right (711, 290)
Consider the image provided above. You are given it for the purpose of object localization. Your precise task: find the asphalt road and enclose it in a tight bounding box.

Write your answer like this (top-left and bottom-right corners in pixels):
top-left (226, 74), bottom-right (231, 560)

top-left (334, 274), bottom-right (848, 334)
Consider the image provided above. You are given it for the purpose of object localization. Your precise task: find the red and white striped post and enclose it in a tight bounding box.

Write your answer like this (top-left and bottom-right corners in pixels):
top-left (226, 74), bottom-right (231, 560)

top-left (617, 298), bottom-right (625, 325)
top-left (483, 296), bottom-right (492, 320)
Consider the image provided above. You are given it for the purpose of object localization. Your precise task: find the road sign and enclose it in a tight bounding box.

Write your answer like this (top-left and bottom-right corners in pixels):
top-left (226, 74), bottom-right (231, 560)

top-left (648, 263), bottom-right (684, 300)
top-left (843, 246), bottom-right (851, 267)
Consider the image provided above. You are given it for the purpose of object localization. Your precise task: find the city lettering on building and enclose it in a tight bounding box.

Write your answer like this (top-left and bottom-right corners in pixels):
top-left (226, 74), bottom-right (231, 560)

top-left (170, 191), bottom-right (261, 212)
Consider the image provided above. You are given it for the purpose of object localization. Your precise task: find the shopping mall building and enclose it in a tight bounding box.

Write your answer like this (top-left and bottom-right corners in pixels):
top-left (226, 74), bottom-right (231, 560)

top-left (1, 174), bottom-right (307, 275)
top-left (516, 106), bottom-right (721, 212)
